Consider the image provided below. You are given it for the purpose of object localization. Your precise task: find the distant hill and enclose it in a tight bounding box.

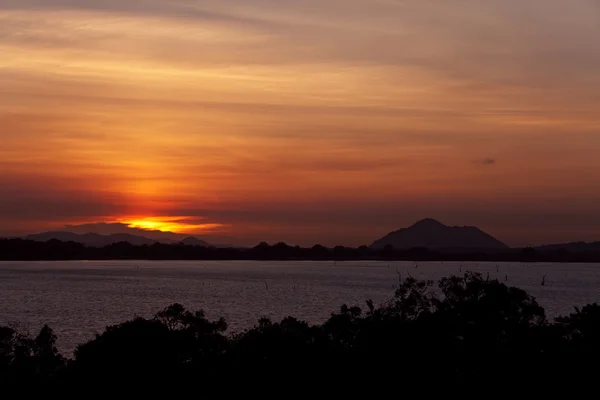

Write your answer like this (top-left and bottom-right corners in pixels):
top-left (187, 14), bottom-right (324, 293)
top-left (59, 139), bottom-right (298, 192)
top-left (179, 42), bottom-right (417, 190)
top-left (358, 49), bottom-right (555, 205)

top-left (24, 231), bottom-right (213, 248)
top-left (58, 222), bottom-right (211, 244)
top-left (179, 237), bottom-right (212, 246)
top-left (370, 218), bottom-right (508, 250)
top-left (535, 242), bottom-right (600, 252)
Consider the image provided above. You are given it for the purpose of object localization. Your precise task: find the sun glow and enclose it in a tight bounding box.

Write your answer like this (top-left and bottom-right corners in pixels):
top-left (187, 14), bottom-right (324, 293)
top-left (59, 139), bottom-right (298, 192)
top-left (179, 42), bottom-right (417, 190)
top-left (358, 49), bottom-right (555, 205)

top-left (119, 217), bottom-right (225, 234)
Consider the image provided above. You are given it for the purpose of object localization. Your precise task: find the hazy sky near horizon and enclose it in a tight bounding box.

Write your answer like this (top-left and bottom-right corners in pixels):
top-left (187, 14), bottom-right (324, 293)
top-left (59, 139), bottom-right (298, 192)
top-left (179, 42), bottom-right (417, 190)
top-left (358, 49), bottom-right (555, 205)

top-left (1, 0), bottom-right (600, 246)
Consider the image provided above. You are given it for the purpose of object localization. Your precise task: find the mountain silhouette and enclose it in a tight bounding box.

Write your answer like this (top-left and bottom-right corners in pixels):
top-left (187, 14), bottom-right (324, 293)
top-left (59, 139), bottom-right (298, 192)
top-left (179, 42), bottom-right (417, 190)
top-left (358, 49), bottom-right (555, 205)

top-left (59, 222), bottom-right (210, 244)
top-left (179, 237), bottom-right (212, 246)
top-left (370, 218), bottom-right (508, 250)
top-left (25, 231), bottom-right (213, 248)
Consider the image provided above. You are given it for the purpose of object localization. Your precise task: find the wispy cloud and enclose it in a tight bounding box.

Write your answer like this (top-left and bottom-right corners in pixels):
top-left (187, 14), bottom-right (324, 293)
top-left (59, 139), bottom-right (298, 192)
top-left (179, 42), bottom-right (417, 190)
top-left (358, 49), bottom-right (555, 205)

top-left (1, 0), bottom-right (600, 245)
top-left (474, 158), bottom-right (497, 166)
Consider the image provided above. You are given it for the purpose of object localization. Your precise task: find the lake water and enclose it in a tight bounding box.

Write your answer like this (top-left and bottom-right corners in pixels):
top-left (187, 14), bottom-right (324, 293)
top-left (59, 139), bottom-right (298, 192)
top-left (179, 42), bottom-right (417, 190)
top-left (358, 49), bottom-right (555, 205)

top-left (1, 260), bottom-right (599, 355)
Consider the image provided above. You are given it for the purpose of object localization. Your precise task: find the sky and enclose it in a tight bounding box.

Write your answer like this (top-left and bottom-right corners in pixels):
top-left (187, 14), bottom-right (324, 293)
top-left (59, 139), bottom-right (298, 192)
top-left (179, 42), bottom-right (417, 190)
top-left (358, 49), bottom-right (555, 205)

top-left (1, 0), bottom-right (600, 247)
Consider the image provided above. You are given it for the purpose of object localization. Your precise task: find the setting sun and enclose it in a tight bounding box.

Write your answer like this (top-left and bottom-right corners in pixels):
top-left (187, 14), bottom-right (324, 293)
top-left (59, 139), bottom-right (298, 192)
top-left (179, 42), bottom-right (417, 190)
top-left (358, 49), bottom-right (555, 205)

top-left (2, 0), bottom-right (600, 247)
top-left (120, 217), bottom-right (225, 234)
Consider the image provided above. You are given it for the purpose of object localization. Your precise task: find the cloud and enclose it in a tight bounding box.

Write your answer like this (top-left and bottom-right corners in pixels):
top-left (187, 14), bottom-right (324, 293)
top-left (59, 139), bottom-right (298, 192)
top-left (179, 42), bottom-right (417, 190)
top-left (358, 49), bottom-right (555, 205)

top-left (2, 0), bottom-right (600, 246)
top-left (61, 221), bottom-right (225, 237)
top-left (475, 158), bottom-right (497, 166)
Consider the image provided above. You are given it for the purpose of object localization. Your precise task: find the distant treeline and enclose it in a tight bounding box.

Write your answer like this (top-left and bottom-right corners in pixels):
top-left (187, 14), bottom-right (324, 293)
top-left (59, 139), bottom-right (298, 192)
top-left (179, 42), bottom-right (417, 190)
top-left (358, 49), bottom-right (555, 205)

top-left (2, 238), bottom-right (600, 262)
top-left (3, 273), bottom-right (600, 394)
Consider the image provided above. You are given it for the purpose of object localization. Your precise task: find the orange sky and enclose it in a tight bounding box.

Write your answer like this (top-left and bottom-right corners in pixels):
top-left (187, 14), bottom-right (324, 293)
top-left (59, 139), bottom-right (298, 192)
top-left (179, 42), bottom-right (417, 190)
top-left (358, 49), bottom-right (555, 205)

top-left (1, 1), bottom-right (600, 246)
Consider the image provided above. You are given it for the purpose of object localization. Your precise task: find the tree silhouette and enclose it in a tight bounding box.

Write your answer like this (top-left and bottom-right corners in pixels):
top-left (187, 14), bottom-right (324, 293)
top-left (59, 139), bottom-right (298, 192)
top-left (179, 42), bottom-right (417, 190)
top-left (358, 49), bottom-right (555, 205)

top-left (3, 274), bottom-right (600, 392)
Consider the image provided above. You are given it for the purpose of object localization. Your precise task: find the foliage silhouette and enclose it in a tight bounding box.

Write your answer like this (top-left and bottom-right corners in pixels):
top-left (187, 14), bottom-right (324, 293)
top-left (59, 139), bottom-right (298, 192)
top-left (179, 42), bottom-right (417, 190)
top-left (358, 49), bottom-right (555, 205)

top-left (3, 273), bottom-right (600, 393)
top-left (4, 238), bottom-right (600, 262)
top-left (0, 325), bottom-right (64, 391)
